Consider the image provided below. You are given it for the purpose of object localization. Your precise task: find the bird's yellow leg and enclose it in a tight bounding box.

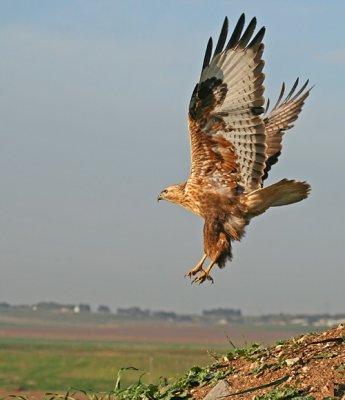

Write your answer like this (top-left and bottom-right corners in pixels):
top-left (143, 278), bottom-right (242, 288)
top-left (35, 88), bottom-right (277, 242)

top-left (192, 259), bottom-right (216, 284)
top-left (184, 254), bottom-right (207, 278)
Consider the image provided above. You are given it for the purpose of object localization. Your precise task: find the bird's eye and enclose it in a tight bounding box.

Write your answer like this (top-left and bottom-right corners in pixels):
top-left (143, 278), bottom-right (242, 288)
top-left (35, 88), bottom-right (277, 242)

top-left (163, 189), bottom-right (168, 194)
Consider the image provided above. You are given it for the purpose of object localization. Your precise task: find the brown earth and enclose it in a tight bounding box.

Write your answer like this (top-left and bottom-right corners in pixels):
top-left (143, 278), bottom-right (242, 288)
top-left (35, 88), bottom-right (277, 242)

top-left (192, 324), bottom-right (345, 399)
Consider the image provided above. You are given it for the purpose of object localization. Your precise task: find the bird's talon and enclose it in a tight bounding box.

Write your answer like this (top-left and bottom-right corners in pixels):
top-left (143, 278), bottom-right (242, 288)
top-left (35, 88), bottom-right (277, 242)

top-left (192, 270), bottom-right (214, 285)
top-left (191, 275), bottom-right (201, 284)
top-left (184, 254), bottom-right (207, 279)
top-left (185, 268), bottom-right (204, 279)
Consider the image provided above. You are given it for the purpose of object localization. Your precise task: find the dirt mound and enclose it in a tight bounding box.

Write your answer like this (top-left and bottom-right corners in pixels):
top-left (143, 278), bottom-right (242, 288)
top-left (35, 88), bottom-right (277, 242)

top-left (192, 324), bottom-right (345, 399)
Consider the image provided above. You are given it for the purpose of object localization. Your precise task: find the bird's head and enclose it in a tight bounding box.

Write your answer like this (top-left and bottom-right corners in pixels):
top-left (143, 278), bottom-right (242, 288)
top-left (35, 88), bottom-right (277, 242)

top-left (157, 183), bottom-right (185, 205)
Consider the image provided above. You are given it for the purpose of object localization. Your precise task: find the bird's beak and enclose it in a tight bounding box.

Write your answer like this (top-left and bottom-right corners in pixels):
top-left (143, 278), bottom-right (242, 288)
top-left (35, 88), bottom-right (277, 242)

top-left (157, 194), bottom-right (162, 202)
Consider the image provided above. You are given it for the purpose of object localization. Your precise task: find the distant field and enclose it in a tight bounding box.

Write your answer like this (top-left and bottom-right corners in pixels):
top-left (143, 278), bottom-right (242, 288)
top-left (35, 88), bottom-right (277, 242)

top-left (0, 308), bottom-right (309, 345)
top-left (0, 309), bottom-right (314, 395)
top-left (0, 337), bottom-right (224, 394)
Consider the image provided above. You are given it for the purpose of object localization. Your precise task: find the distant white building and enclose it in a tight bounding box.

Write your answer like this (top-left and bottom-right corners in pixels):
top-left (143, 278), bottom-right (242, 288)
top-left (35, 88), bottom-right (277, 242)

top-left (313, 318), bottom-right (345, 327)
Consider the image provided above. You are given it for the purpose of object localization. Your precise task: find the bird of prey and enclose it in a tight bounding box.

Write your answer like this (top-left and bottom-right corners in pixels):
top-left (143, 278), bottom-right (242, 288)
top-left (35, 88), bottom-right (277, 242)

top-left (158, 14), bottom-right (311, 284)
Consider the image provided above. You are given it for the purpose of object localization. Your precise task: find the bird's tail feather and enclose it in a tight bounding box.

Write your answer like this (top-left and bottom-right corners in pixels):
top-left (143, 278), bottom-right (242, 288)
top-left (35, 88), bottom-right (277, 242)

top-left (244, 179), bottom-right (311, 217)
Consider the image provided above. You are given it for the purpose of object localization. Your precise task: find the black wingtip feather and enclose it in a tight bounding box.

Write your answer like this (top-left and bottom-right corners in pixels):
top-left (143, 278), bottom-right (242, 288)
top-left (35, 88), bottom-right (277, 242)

top-left (293, 79), bottom-right (310, 99)
top-left (271, 79), bottom-right (312, 113)
top-left (285, 78), bottom-right (299, 102)
top-left (272, 82), bottom-right (286, 111)
top-left (248, 26), bottom-right (266, 48)
top-left (202, 37), bottom-right (213, 71)
top-left (239, 17), bottom-right (257, 48)
top-left (201, 15), bottom-right (266, 75)
top-left (214, 16), bottom-right (228, 56)
top-left (226, 13), bottom-right (245, 49)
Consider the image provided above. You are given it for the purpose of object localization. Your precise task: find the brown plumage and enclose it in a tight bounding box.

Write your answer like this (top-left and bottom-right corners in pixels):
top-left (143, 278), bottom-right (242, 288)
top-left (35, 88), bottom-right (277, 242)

top-left (158, 14), bottom-right (311, 284)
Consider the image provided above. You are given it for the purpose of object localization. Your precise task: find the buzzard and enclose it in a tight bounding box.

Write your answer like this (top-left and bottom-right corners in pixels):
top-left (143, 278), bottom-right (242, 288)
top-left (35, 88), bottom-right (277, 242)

top-left (158, 14), bottom-right (311, 284)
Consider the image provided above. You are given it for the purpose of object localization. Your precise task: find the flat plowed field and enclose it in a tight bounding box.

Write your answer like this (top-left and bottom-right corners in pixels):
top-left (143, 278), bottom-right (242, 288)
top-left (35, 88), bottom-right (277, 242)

top-left (0, 323), bottom-right (306, 345)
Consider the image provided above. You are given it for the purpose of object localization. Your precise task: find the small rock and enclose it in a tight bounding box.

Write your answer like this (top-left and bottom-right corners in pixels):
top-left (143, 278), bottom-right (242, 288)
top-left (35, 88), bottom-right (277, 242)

top-left (203, 380), bottom-right (230, 400)
top-left (285, 357), bottom-right (301, 367)
top-left (250, 361), bottom-right (260, 370)
top-left (302, 366), bottom-right (309, 373)
top-left (275, 344), bottom-right (284, 351)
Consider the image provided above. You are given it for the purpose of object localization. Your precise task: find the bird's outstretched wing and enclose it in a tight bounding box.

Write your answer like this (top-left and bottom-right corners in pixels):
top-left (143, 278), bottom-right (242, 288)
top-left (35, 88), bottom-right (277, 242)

top-left (188, 14), bottom-right (267, 193)
top-left (262, 79), bottom-right (312, 182)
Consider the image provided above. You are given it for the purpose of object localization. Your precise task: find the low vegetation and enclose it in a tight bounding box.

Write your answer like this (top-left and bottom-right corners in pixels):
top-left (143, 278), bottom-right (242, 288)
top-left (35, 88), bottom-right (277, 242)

top-left (0, 338), bottom-right (221, 392)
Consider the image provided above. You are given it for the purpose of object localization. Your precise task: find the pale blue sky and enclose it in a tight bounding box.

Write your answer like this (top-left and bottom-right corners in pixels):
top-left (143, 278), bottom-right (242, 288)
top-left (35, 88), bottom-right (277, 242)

top-left (0, 1), bottom-right (344, 315)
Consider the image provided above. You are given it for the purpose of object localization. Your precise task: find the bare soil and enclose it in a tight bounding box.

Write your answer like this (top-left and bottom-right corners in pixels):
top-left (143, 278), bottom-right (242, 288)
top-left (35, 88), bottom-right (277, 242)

top-left (192, 324), bottom-right (345, 399)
